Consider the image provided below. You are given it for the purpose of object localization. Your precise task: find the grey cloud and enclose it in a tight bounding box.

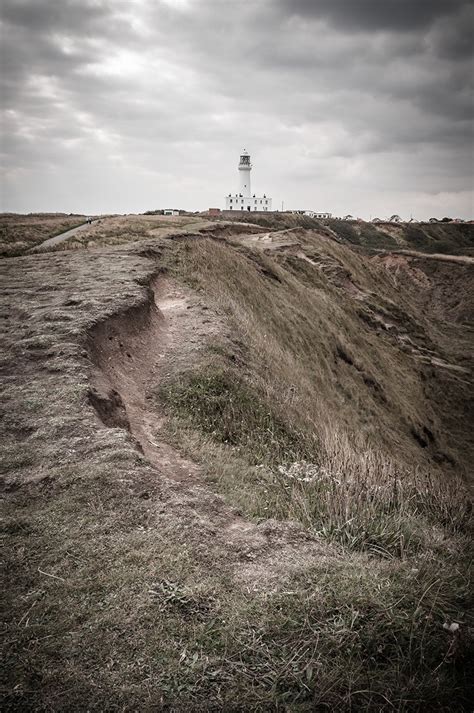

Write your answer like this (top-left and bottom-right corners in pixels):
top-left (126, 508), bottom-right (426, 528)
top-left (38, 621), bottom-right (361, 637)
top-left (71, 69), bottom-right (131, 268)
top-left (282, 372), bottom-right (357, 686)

top-left (1, 0), bottom-right (111, 34)
top-left (0, 0), bottom-right (146, 98)
top-left (277, 0), bottom-right (470, 31)
top-left (143, 1), bottom-right (473, 123)
top-left (426, 3), bottom-right (474, 59)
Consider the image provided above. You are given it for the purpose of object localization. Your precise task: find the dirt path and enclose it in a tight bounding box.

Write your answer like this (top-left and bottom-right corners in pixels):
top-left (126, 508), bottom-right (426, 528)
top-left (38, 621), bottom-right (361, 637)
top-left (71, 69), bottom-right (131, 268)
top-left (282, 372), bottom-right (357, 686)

top-left (87, 275), bottom-right (331, 589)
top-left (88, 278), bottom-right (216, 483)
top-left (34, 219), bottom-right (95, 249)
top-left (375, 248), bottom-right (474, 265)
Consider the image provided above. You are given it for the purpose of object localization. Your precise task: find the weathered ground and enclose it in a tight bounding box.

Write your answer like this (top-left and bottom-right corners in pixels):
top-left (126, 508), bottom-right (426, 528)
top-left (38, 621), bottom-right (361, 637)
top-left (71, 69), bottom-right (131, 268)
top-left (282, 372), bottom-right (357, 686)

top-left (2, 217), bottom-right (473, 710)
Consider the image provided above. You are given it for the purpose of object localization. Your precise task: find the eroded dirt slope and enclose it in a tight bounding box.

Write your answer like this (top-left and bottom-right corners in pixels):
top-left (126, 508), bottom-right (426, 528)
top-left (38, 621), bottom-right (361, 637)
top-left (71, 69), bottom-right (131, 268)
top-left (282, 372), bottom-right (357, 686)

top-left (86, 274), bottom-right (328, 584)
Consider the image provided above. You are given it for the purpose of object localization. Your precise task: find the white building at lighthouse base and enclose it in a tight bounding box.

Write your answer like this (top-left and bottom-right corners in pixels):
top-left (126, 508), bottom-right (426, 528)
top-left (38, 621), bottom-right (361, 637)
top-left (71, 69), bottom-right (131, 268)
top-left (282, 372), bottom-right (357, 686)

top-left (225, 194), bottom-right (272, 212)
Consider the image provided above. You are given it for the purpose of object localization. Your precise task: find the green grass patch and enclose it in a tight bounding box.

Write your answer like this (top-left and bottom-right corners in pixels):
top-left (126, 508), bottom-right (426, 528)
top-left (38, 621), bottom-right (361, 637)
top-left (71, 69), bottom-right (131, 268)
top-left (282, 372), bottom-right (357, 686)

top-left (160, 364), bottom-right (314, 466)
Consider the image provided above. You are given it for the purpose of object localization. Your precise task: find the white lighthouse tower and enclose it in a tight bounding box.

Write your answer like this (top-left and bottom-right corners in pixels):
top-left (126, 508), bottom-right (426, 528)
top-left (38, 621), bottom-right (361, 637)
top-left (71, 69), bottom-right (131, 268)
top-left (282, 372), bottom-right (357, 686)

top-left (225, 149), bottom-right (272, 212)
top-left (238, 150), bottom-right (252, 197)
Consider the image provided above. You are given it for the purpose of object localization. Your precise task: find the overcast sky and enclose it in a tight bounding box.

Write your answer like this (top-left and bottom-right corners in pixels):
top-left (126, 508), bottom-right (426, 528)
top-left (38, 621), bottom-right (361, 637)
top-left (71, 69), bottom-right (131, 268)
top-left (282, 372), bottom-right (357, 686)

top-left (1, 0), bottom-right (473, 219)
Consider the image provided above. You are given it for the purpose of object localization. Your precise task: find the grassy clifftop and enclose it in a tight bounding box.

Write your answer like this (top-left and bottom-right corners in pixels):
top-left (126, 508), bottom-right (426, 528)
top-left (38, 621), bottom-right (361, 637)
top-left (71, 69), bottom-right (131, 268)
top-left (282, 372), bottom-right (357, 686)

top-left (328, 219), bottom-right (474, 255)
top-left (2, 212), bottom-right (472, 258)
top-left (0, 213), bottom-right (87, 257)
top-left (2, 220), bottom-right (473, 710)
top-left (215, 212), bottom-right (474, 256)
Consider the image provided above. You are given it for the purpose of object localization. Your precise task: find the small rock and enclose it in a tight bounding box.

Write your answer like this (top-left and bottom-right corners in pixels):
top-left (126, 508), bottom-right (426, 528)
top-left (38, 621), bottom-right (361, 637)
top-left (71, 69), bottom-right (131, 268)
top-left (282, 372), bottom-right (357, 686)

top-left (443, 622), bottom-right (460, 633)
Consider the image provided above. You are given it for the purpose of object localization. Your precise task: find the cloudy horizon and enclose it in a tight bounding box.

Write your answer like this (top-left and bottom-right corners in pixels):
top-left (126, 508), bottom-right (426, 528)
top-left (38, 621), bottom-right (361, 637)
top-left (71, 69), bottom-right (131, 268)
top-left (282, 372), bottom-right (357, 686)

top-left (1, 0), bottom-right (473, 219)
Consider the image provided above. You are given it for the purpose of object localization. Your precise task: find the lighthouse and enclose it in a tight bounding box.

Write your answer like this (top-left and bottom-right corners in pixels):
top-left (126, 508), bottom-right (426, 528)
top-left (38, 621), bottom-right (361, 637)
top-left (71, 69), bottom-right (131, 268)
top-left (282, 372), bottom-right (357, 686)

top-left (225, 149), bottom-right (272, 212)
top-left (238, 150), bottom-right (252, 197)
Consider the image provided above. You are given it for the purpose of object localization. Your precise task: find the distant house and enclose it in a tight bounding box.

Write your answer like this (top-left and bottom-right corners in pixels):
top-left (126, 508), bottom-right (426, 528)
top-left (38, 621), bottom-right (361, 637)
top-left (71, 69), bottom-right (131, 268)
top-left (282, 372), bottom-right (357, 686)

top-left (163, 209), bottom-right (179, 216)
top-left (389, 214), bottom-right (402, 223)
top-left (429, 218), bottom-right (439, 223)
top-left (304, 211), bottom-right (332, 219)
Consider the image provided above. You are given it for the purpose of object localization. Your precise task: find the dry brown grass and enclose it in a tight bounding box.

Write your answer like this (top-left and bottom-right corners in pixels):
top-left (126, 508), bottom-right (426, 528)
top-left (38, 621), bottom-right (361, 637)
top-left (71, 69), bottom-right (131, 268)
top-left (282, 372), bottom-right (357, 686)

top-left (156, 236), bottom-right (472, 551)
top-left (328, 218), bottom-right (474, 255)
top-left (164, 236), bottom-right (473, 474)
top-left (0, 213), bottom-right (87, 256)
top-left (49, 214), bottom-right (227, 251)
top-left (155, 233), bottom-right (473, 708)
top-left (212, 213), bottom-right (474, 257)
